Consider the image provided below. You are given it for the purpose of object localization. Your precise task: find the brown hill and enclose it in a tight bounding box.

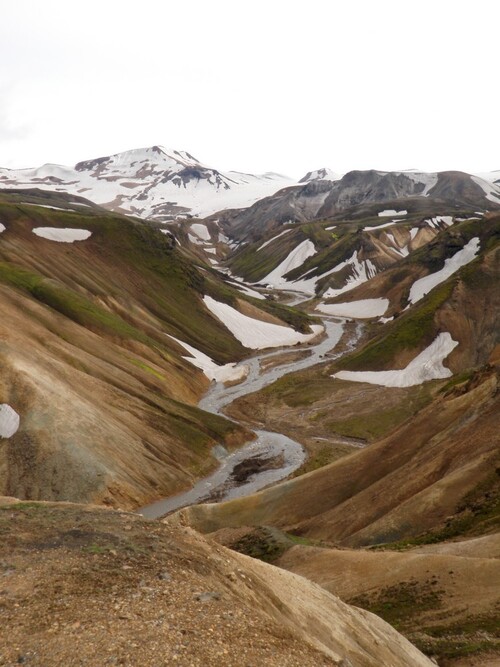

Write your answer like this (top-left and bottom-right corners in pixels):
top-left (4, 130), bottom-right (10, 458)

top-left (0, 193), bottom-right (314, 509)
top-left (0, 498), bottom-right (434, 667)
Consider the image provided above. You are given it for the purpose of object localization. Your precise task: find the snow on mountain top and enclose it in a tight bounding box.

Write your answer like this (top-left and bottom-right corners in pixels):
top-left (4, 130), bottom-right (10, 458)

top-left (299, 168), bottom-right (342, 183)
top-left (475, 170), bottom-right (500, 185)
top-left (471, 175), bottom-right (500, 204)
top-left (0, 146), bottom-right (296, 221)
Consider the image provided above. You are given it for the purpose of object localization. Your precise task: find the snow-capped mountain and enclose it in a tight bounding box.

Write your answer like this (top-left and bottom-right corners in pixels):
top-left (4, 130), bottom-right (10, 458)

top-left (299, 167), bottom-right (342, 183)
top-left (0, 146), bottom-right (295, 221)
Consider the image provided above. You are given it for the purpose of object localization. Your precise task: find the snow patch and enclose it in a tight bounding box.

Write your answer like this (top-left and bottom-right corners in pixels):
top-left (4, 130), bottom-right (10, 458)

top-left (409, 237), bottom-right (480, 304)
top-left (426, 216), bottom-right (453, 229)
top-left (378, 209), bottom-right (407, 217)
top-left (471, 175), bottom-right (500, 204)
top-left (0, 404), bottom-right (20, 438)
top-left (21, 203), bottom-right (71, 211)
top-left (226, 280), bottom-right (266, 300)
top-left (0, 223), bottom-right (5, 233)
top-left (325, 226), bottom-right (336, 231)
top-left (334, 333), bottom-right (458, 387)
top-left (409, 227), bottom-right (419, 241)
top-left (203, 295), bottom-right (323, 349)
top-left (364, 221), bottom-right (397, 231)
top-left (321, 253), bottom-right (377, 299)
top-left (32, 227), bottom-right (92, 242)
top-left (190, 223), bottom-right (211, 241)
top-left (260, 240), bottom-right (317, 286)
top-left (257, 229), bottom-right (292, 252)
top-left (168, 335), bottom-right (248, 384)
top-left (316, 298), bottom-right (388, 319)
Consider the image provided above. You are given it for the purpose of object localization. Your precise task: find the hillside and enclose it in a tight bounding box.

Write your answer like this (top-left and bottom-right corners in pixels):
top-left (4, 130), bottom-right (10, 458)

top-left (175, 216), bottom-right (500, 664)
top-left (0, 190), bottom-right (319, 508)
top-left (0, 497), bottom-right (434, 667)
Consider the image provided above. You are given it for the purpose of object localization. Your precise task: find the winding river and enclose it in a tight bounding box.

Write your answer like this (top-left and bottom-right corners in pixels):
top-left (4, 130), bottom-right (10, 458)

top-left (139, 313), bottom-right (362, 519)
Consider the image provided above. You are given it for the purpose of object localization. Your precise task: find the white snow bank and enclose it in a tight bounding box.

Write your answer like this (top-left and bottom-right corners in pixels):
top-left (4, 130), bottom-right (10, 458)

top-left (205, 247), bottom-right (217, 255)
top-left (190, 223), bottom-right (211, 241)
top-left (325, 225), bottom-right (336, 231)
top-left (333, 333), bottom-right (458, 387)
top-left (471, 175), bottom-right (500, 204)
top-left (260, 240), bottom-right (317, 286)
top-left (409, 237), bottom-right (480, 304)
top-left (426, 216), bottom-right (453, 229)
top-left (0, 223), bottom-right (5, 233)
top-left (322, 252), bottom-right (377, 299)
top-left (257, 229), bottom-right (292, 251)
top-left (378, 209), bottom-right (407, 217)
top-left (188, 233), bottom-right (203, 245)
top-left (364, 221), bottom-right (397, 231)
top-left (316, 298), bottom-right (388, 318)
top-left (226, 280), bottom-right (266, 300)
top-left (168, 335), bottom-right (248, 383)
top-left (203, 295), bottom-right (323, 349)
top-left (32, 227), bottom-right (92, 242)
top-left (0, 404), bottom-right (20, 438)
top-left (409, 227), bottom-right (419, 241)
top-left (21, 203), bottom-right (71, 211)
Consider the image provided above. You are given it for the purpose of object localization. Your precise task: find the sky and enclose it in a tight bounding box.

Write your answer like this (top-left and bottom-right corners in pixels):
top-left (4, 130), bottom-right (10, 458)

top-left (1, 0), bottom-right (499, 178)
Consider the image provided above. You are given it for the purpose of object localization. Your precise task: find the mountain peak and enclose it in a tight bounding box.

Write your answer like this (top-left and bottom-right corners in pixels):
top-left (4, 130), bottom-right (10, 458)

top-left (299, 167), bottom-right (341, 183)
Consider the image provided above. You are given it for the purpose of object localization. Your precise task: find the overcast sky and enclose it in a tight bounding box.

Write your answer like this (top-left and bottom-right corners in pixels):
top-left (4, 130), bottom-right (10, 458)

top-left (1, 0), bottom-right (499, 178)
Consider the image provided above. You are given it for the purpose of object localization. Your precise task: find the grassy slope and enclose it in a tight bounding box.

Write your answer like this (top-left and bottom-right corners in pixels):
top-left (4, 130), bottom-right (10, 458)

top-left (1, 194), bottom-right (300, 506)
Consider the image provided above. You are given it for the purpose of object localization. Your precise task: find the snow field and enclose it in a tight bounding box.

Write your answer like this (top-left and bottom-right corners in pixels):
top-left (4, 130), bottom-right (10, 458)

top-left (260, 240), bottom-right (317, 286)
top-left (32, 227), bottom-right (92, 242)
top-left (333, 333), bottom-right (458, 387)
top-left (408, 237), bottom-right (480, 305)
top-left (167, 335), bottom-right (249, 384)
top-left (378, 209), bottom-right (407, 217)
top-left (203, 296), bottom-right (323, 349)
top-left (316, 298), bottom-right (389, 318)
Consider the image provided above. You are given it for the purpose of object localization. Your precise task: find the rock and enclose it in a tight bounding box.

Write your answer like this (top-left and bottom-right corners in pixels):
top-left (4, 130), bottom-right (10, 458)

top-left (158, 570), bottom-right (172, 581)
top-left (194, 591), bottom-right (222, 603)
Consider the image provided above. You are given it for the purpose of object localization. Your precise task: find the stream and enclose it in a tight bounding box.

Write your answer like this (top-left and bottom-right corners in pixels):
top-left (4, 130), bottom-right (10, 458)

top-left (139, 313), bottom-right (363, 519)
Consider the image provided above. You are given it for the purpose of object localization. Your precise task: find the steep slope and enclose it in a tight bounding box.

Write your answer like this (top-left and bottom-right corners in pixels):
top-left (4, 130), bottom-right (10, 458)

top-left (0, 146), bottom-right (294, 221)
top-left (0, 191), bottom-right (317, 508)
top-left (0, 498), bottom-right (434, 667)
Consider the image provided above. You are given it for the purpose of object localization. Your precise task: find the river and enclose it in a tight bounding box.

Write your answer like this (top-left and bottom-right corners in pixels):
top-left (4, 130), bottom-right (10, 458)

top-left (139, 314), bottom-right (362, 519)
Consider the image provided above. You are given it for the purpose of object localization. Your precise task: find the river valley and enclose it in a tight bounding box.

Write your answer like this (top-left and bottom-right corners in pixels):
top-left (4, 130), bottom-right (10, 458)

top-left (139, 312), bottom-right (363, 518)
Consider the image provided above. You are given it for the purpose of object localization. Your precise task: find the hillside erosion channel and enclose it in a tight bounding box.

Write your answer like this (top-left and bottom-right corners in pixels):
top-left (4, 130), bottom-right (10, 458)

top-left (139, 310), bottom-right (363, 519)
